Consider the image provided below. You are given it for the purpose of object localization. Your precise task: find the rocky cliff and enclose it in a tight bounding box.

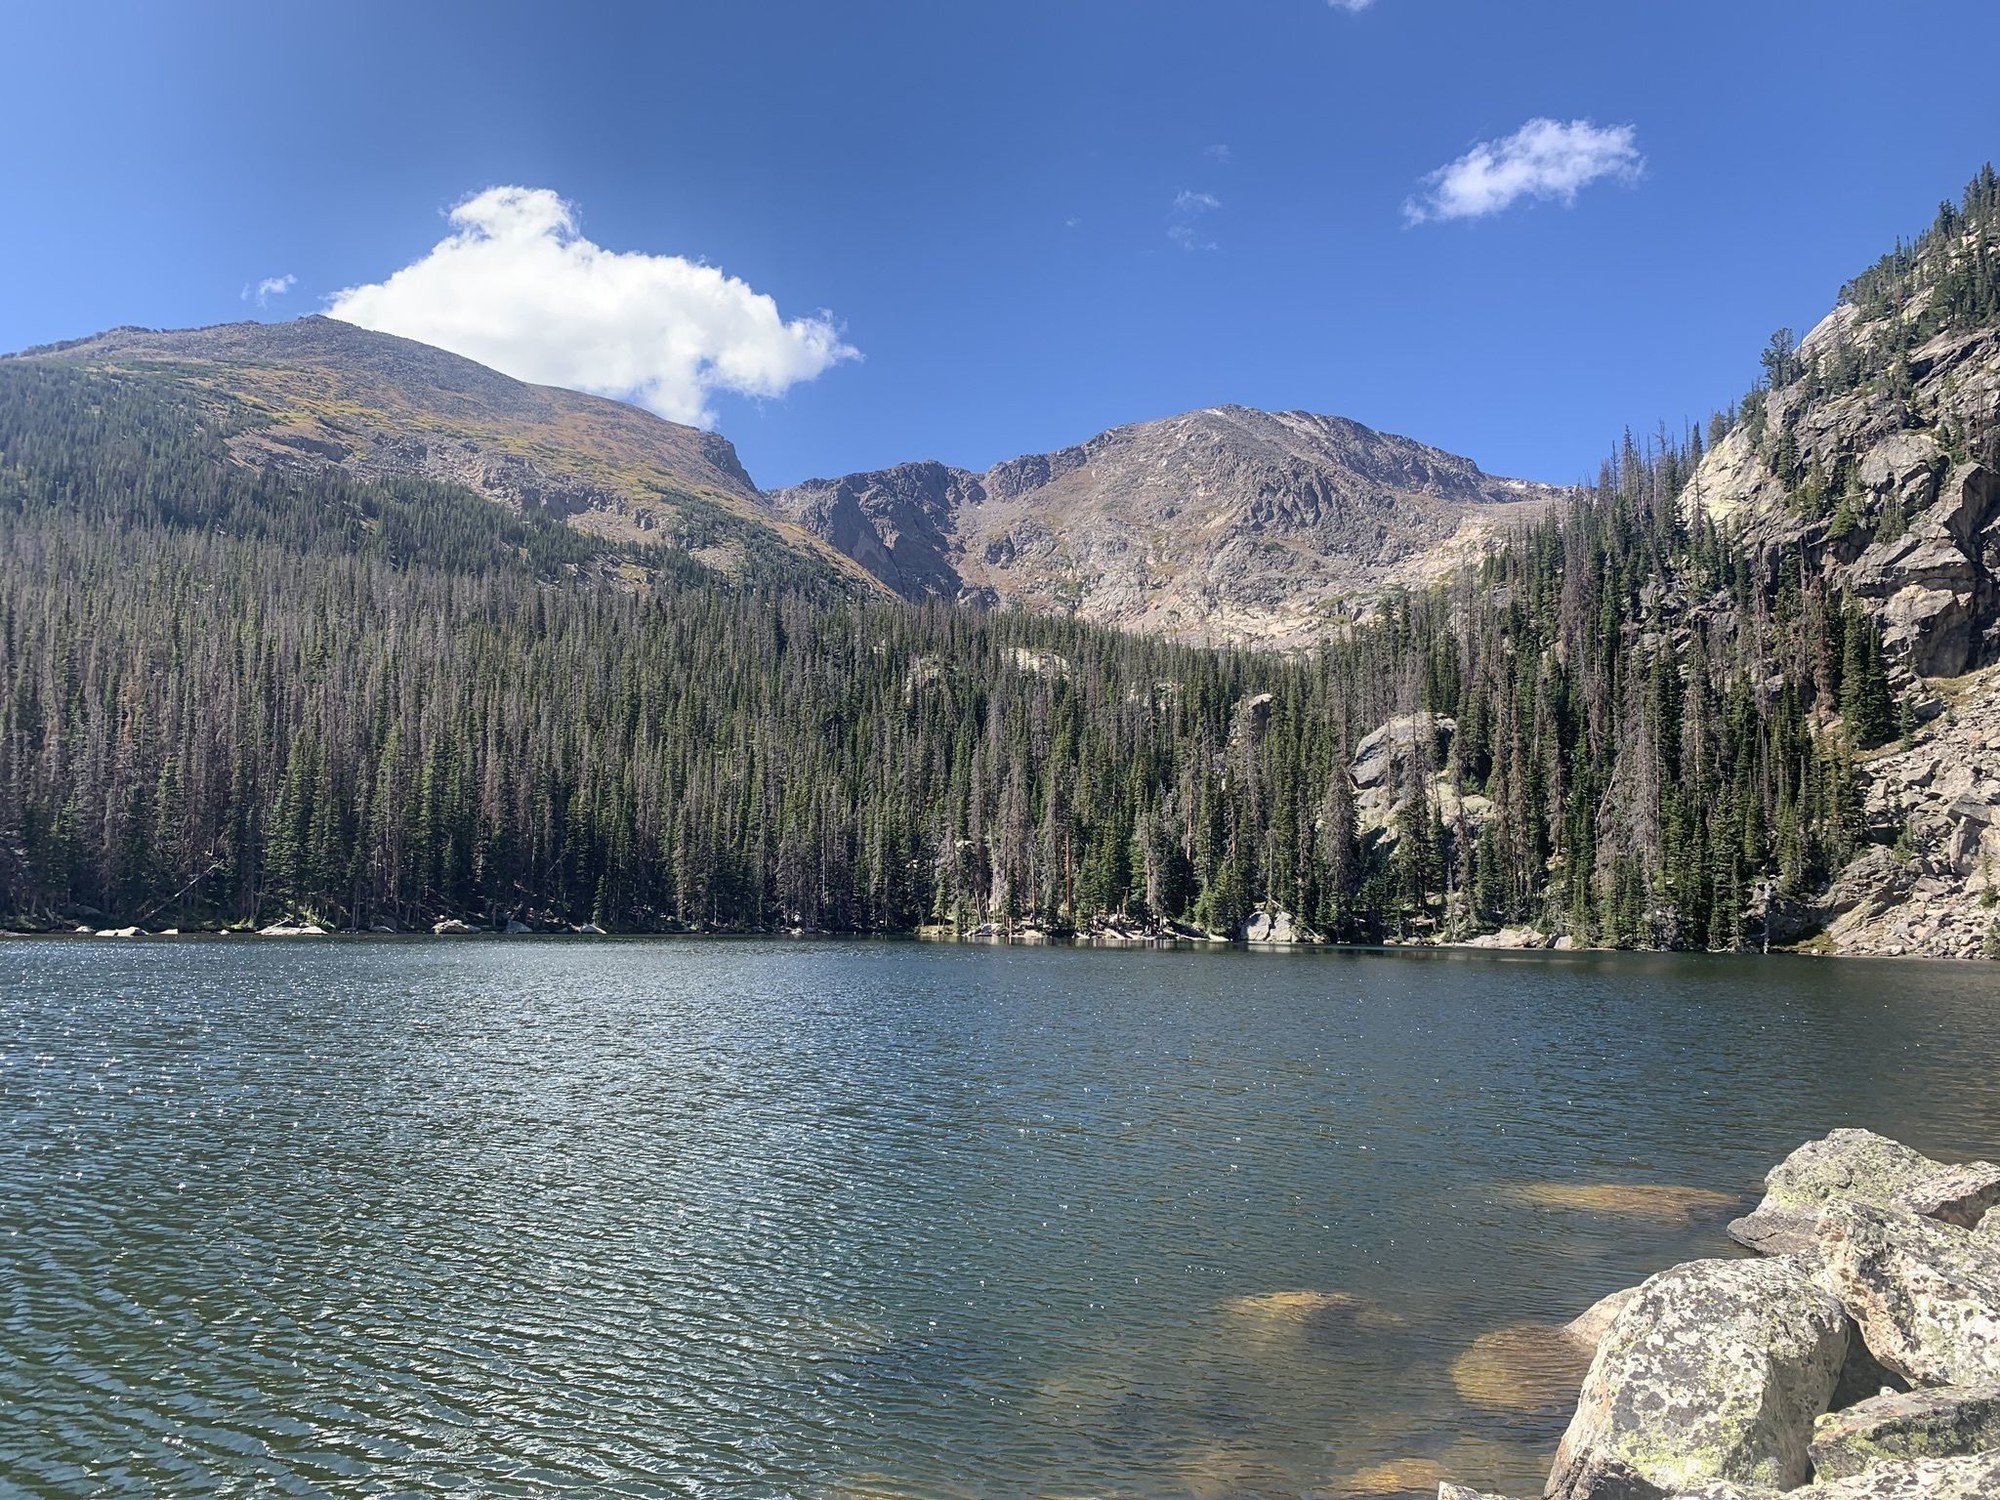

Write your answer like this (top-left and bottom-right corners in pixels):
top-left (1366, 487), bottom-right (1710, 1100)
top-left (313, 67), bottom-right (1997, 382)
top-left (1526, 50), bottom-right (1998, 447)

top-left (1674, 175), bottom-right (2000, 957)
top-left (770, 406), bottom-right (1563, 645)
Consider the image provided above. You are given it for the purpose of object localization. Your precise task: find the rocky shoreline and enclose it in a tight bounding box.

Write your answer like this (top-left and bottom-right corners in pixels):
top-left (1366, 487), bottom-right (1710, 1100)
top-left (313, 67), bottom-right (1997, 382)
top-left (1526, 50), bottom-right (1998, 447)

top-left (1444, 1130), bottom-right (2000, 1500)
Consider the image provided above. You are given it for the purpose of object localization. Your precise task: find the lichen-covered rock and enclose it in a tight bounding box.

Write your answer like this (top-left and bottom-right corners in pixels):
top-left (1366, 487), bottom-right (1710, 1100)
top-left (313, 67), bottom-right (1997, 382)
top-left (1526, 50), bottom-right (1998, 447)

top-left (1815, 1202), bottom-right (2000, 1386)
top-left (1727, 1129), bottom-right (2000, 1255)
top-left (1546, 1257), bottom-right (1849, 1500)
top-left (1808, 1381), bottom-right (2000, 1480)
top-left (1563, 1287), bottom-right (1641, 1353)
top-left (1799, 1451), bottom-right (2000, 1498)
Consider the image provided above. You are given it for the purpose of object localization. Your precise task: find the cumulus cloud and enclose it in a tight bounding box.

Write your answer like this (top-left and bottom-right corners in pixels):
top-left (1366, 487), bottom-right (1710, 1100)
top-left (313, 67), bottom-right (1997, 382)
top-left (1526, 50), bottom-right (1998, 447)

top-left (326, 187), bottom-right (857, 427)
top-left (244, 274), bottom-right (296, 307)
top-left (1404, 118), bottom-right (1643, 225)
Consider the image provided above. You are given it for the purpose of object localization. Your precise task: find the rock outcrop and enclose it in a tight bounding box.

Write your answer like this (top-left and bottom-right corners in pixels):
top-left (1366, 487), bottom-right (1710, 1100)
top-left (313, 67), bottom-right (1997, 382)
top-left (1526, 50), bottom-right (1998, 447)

top-left (771, 407), bottom-right (1563, 646)
top-left (1547, 1257), bottom-right (1850, 1500)
top-left (1808, 662), bottom-right (2000, 958)
top-left (1809, 1385), bottom-right (2000, 1481)
top-left (1728, 1129), bottom-right (2000, 1255)
top-left (1815, 1203), bottom-right (2000, 1387)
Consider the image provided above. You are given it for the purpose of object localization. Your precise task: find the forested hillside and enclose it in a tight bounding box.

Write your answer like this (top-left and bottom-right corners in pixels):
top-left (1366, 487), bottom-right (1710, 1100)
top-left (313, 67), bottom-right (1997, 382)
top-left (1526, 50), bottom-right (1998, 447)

top-left (9, 174), bottom-right (2000, 947)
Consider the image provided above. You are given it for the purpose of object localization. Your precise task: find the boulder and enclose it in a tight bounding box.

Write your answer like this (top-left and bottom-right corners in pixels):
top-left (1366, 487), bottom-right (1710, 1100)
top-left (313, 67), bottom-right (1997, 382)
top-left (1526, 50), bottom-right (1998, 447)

top-left (1546, 1257), bottom-right (1849, 1500)
top-left (503, 918), bottom-right (533, 934)
top-left (1796, 1452), bottom-right (2000, 1498)
top-left (1727, 1129), bottom-right (2000, 1255)
top-left (1563, 1287), bottom-right (1641, 1353)
top-left (1438, 1487), bottom-right (1518, 1500)
top-left (1808, 1382), bottom-right (2000, 1481)
top-left (1815, 1202), bottom-right (2000, 1386)
top-left (432, 918), bottom-right (478, 935)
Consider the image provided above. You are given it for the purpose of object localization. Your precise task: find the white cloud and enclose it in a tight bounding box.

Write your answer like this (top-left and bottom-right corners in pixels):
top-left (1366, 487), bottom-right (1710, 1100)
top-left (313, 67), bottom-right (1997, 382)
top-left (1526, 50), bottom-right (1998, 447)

top-left (1168, 190), bottom-right (1222, 252)
top-left (1404, 118), bottom-right (1643, 224)
top-left (326, 187), bottom-right (857, 427)
top-left (1404, 118), bottom-right (1642, 225)
top-left (244, 274), bottom-right (296, 307)
top-left (1203, 144), bottom-right (1233, 165)
top-left (1328, 0), bottom-right (1376, 11)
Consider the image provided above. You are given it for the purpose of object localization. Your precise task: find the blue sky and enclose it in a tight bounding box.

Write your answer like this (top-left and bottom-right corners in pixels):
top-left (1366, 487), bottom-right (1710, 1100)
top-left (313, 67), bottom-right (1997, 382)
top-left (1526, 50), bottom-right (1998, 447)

top-left (6, 1), bottom-right (1997, 488)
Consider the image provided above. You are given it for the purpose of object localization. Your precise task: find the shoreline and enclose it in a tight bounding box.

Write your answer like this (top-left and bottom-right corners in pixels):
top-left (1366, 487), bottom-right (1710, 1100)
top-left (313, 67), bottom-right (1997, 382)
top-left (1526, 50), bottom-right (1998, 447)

top-left (0, 922), bottom-right (1969, 963)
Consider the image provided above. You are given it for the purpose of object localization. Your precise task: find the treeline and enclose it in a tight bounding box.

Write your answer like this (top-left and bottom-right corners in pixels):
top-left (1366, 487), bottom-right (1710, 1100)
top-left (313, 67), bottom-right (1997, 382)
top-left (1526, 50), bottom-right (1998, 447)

top-left (0, 351), bottom-right (1898, 947)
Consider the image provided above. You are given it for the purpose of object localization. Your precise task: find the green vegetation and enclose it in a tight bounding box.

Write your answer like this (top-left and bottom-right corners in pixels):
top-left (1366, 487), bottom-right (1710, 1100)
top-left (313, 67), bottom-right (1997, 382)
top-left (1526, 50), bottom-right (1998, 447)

top-left (0, 355), bottom-right (1882, 947)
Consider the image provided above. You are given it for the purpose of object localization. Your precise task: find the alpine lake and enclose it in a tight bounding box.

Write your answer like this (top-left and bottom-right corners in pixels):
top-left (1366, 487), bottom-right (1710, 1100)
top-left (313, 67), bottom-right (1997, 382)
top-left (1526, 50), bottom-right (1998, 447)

top-left (5, 938), bottom-right (1998, 1498)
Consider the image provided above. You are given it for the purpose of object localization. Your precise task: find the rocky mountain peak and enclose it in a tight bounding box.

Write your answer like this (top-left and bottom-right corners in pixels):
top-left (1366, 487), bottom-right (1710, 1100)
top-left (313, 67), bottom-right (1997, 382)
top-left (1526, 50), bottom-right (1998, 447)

top-left (769, 405), bottom-right (1564, 644)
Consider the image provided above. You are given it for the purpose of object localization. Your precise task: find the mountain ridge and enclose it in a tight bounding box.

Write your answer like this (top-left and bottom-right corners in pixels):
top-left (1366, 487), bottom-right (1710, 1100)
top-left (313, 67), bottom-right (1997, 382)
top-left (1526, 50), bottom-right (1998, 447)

top-left (769, 403), bottom-right (1565, 644)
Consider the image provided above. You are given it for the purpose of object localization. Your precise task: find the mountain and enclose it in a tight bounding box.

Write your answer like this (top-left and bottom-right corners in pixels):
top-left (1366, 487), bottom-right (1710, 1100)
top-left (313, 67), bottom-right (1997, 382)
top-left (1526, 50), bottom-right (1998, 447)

top-left (1664, 165), bottom-right (2000, 956)
top-left (4, 169), bottom-right (2000, 958)
top-left (9, 316), bottom-right (866, 588)
top-left (769, 406), bottom-right (1564, 644)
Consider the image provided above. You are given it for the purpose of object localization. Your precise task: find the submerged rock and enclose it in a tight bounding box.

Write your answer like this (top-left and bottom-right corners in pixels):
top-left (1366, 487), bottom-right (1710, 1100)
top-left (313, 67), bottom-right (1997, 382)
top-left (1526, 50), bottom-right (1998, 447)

top-left (1511, 1183), bottom-right (1743, 1225)
top-left (1326, 1457), bottom-right (1451, 1496)
top-left (1727, 1128), bottom-right (2000, 1256)
top-left (1808, 1381), bottom-right (2000, 1481)
top-left (1815, 1202), bottom-right (2000, 1386)
top-left (1218, 1288), bottom-right (1406, 1334)
top-left (1449, 1325), bottom-right (1593, 1414)
top-left (1546, 1257), bottom-right (1848, 1500)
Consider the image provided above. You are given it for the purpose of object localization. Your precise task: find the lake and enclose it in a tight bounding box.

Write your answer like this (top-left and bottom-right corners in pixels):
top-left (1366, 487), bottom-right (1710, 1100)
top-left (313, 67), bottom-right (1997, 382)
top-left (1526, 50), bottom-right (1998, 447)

top-left (4, 939), bottom-right (1998, 1498)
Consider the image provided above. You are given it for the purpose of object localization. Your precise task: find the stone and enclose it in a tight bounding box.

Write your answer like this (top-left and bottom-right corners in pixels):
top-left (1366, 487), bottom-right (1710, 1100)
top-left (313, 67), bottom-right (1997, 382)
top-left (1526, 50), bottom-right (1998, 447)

top-left (503, 919), bottom-right (533, 934)
top-left (1449, 1325), bottom-right (1592, 1413)
top-left (1563, 1287), bottom-right (1641, 1352)
top-left (1546, 1256), bottom-right (1849, 1500)
top-left (1797, 1452), bottom-right (2000, 1498)
top-left (1815, 1202), bottom-right (2000, 1386)
top-left (1438, 1486), bottom-right (1519, 1500)
top-left (1727, 1129), bottom-right (2000, 1256)
top-left (432, 918), bottom-right (478, 935)
top-left (1514, 1184), bottom-right (1743, 1226)
top-left (1808, 1382), bottom-right (2000, 1480)
top-left (258, 922), bottom-right (326, 936)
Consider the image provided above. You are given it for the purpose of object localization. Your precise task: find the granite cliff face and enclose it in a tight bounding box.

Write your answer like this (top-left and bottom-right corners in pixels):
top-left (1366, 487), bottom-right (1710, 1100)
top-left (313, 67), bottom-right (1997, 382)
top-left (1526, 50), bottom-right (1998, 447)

top-left (10, 317), bottom-right (860, 583)
top-left (770, 406), bottom-right (1563, 644)
top-left (1684, 314), bottom-right (2000, 680)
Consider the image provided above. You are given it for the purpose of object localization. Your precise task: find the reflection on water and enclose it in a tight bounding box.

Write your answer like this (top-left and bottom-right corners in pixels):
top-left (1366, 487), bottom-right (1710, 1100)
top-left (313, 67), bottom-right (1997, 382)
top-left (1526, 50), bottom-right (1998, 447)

top-left (3, 940), bottom-right (1998, 1498)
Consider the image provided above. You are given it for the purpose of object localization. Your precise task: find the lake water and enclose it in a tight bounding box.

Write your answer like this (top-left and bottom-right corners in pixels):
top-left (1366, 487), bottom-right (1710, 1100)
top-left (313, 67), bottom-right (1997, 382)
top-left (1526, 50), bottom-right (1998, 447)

top-left (4, 940), bottom-right (1998, 1499)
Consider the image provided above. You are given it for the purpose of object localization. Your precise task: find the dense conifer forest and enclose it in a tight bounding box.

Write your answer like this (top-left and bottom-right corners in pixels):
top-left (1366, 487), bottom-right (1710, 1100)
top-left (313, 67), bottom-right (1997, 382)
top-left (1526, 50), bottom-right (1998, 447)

top-left (10, 171), bottom-right (2000, 946)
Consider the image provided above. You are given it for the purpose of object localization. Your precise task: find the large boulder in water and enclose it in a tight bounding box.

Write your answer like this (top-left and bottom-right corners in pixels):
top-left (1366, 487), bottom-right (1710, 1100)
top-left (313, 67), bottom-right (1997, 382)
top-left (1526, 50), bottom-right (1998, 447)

top-left (1808, 1381), bottom-right (2000, 1480)
top-left (1546, 1257), bottom-right (1848, 1500)
top-left (1815, 1202), bottom-right (2000, 1386)
top-left (1727, 1129), bottom-right (2000, 1256)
